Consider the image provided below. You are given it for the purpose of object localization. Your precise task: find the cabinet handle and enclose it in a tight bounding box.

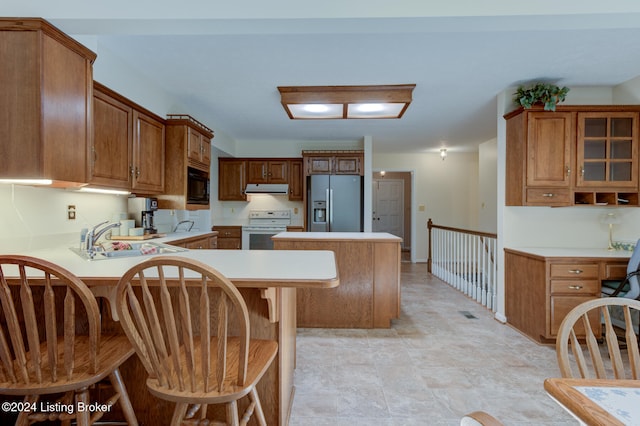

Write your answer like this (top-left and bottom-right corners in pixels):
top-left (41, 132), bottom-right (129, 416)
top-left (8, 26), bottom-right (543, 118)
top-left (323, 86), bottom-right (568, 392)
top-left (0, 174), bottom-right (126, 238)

top-left (568, 269), bottom-right (584, 274)
top-left (542, 193), bottom-right (554, 197)
top-left (568, 285), bottom-right (583, 290)
top-left (566, 166), bottom-right (570, 176)
top-left (580, 166), bottom-right (585, 177)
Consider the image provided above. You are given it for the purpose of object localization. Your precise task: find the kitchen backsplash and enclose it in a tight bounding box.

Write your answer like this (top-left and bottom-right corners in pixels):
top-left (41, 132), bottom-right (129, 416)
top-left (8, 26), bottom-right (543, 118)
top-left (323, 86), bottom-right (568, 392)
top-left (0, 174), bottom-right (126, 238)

top-left (0, 184), bottom-right (128, 252)
top-left (213, 195), bottom-right (304, 226)
top-left (153, 209), bottom-right (211, 234)
top-left (0, 185), bottom-right (212, 252)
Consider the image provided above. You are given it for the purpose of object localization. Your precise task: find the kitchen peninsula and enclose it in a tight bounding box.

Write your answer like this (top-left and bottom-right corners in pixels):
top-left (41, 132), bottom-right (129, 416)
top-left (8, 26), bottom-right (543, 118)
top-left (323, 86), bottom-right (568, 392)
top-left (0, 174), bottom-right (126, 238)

top-left (273, 232), bottom-right (402, 328)
top-left (14, 233), bottom-right (339, 426)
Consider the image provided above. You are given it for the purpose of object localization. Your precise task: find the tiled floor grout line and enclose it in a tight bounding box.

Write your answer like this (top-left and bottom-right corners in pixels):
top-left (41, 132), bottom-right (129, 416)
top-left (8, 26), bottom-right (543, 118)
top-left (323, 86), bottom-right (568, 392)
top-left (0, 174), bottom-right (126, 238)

top-left (289, 262), bottom-right (577, 425)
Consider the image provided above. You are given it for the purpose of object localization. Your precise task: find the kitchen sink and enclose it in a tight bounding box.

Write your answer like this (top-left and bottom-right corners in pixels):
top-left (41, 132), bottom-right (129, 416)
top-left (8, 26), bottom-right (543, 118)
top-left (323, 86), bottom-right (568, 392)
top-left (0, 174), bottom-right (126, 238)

top-left (70, 241), bottom-right (187, 261)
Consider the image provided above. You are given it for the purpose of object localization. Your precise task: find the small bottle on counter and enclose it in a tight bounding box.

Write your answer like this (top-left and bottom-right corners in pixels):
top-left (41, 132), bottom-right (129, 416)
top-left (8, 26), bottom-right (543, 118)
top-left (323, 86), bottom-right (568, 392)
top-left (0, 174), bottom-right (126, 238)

top-left (80, 228), bottom-right (88, 250)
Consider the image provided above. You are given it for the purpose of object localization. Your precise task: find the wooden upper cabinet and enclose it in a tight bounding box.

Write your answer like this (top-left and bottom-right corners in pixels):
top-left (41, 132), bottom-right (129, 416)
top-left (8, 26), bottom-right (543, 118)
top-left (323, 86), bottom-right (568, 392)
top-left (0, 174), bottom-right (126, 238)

top-left (334, 155), bottom-right (362, 175)
top-left (303, 151), bottom-right (364, 176)
top-left (218, 159), bottom-right (246, 201)
top-left (187, 125), bottom-right (212, 169)
top-left (0, 18), bottom-right (96, 185)
top-left (132, 110), bottom-right (165, 193)
top-left (505, 108), bottom-right (574, 206)
top-left (306, 156), bottom-right (333, 174)
top-left (576, 112), bottom-right (638, 189)
top-left (201, 138), bottom-right (211, 166)
top-left (525, 112), bottom-right (573, 188)
top-left (157, 115), bottom-right (213, 210)
top-left (506, 106), bottom-right (640, 207)
top-left (90, 88), bottom-right (132, 189)
top-left (247, 160), bottom-right (288, 184)
top-left (91, 82), bottom-right (165, 194)
top-left (288, 159), bottom-right (304, 201)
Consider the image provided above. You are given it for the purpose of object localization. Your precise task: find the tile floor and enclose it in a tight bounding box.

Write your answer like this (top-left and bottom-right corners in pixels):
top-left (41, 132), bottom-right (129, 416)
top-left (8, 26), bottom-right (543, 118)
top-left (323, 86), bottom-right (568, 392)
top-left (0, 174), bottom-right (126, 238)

top-left (289, 262), bottom-right (576, 425)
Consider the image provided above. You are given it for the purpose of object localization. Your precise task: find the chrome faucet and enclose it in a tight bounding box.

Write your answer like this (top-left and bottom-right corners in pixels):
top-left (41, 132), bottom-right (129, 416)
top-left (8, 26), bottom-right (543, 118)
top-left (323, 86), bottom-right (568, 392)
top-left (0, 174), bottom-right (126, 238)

top-left (173, 220), bottom-right (195, 233)
top-left (84, 221), bottom-right (121, 258)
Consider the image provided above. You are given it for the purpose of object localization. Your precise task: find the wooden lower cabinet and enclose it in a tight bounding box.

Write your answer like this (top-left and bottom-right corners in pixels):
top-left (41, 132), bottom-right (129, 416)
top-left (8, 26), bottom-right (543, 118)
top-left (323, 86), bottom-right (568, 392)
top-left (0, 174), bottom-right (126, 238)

top-left (212, 226), bottom-right (242, 249)
top-left (273, 233), bottom-right (401, 328)
top-left (505, 249), bottom-right (627, 343)
top-left (168, 232), bottom-right (218, 249)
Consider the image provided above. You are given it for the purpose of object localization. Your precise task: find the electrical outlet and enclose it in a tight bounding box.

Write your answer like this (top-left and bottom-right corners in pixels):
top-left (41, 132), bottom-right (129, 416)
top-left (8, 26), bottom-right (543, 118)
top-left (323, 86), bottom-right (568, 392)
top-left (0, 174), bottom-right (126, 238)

top-left (67, 205), bottom-right (76, 220)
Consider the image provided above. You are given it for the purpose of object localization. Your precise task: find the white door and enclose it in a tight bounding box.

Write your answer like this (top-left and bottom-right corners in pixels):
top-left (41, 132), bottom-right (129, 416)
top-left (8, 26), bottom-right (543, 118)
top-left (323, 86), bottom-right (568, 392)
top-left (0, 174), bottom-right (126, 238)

top-left (372, 179), bottom-right (404, 242)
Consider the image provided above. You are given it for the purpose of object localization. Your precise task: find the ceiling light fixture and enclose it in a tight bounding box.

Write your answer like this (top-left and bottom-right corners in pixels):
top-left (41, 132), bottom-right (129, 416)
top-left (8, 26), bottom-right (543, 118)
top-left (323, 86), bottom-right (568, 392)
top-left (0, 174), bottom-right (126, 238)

top-left (278, 84), bottom-right (416, 119)
top-left (440, 148), bottom-right (447, 160)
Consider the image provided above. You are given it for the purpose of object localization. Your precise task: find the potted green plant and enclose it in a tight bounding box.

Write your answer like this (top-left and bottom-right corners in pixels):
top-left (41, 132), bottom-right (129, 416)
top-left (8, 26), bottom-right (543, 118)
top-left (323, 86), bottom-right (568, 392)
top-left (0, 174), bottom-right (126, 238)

top-left (513, 83), bottom-right (570, 112)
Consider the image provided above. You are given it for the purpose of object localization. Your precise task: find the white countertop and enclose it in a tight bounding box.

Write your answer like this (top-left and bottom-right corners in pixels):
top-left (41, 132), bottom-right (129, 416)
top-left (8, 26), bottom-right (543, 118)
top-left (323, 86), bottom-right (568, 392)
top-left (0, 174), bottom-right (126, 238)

top-left (9, 232), bottom-right (339, 288)
top-left (273, 231), bottom-right (402, 241)
top-left (506, 246), bottom-right (632, 259)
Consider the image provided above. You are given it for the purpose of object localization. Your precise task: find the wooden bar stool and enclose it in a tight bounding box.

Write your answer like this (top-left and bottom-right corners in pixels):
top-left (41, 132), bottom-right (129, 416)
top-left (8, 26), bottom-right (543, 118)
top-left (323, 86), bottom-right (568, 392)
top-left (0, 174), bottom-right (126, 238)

top-left (115, 256), bottom-right (278, 426)
top-left (0, 255), bottom-right (137, 425)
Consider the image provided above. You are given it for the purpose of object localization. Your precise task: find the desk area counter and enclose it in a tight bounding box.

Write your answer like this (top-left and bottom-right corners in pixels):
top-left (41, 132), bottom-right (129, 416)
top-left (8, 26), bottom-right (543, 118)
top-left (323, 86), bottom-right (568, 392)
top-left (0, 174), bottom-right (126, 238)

top-left (505, 247), bottom-right (630, 343)
top-left (273, 232), bottom-right (402, 328)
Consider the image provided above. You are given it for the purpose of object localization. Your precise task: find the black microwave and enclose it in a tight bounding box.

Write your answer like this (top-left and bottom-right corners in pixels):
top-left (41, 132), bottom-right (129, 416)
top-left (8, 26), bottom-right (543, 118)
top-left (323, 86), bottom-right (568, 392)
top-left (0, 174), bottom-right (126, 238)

top-left (187, 167), bottom-right (210, 205)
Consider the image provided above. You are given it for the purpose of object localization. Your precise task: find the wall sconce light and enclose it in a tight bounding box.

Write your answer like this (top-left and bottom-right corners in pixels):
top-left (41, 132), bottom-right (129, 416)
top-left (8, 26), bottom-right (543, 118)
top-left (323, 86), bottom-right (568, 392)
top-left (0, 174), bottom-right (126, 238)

top-left (600, 212), bottom-right (621, 251)
top-left (440, 148), bottom-right (447, 161)
top-left (278, 84), bottom-right (415, 119)
top-left (379, 171), bottom-right (386, 178)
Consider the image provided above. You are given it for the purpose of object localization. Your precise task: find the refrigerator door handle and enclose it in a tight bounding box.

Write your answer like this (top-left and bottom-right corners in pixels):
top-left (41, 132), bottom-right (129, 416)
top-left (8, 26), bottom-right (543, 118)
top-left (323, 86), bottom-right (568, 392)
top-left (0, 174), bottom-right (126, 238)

top-left (327, 188), bottom-right (333, 231)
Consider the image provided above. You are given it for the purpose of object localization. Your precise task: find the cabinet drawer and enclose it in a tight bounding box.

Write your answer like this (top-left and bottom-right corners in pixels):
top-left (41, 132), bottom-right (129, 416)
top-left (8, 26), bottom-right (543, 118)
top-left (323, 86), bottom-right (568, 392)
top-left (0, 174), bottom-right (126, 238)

top-left (603, 262), bottom-right (628, 280)
top-left (550, 263), bottom-right (599, 279)
top-left (550, 279), bottom-right (600, 294)
top-left (217, 238), bottom-right (241, 250)
top-left (526, 188), bottom-right (570, 205)
top-left (185, 238), bottom-right (208, 250)
top-left (213, 227), bottom-right (242, 238)
top-left (550, 295), bottom-right (600, 337)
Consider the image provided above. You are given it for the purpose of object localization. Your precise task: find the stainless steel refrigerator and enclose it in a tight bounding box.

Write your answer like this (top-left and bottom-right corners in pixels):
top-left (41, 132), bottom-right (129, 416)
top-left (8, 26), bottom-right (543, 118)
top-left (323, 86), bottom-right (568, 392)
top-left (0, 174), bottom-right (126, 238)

top-left (307, 175), bottom-right (363, 232)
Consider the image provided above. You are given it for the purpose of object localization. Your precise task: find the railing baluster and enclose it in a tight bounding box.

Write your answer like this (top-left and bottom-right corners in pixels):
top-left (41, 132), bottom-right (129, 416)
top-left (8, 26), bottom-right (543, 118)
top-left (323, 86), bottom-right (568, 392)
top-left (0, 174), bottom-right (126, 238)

top-left (427, 219), bottom-right (498, 312)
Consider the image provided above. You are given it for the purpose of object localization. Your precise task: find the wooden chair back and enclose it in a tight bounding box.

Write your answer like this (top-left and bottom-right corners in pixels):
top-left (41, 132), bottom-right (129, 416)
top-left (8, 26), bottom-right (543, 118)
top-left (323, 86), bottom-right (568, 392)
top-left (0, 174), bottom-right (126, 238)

top-left (460, 411), bottom-right (504, 426)
top-left (556, 297), bottom-right (640, 379)
top-left (0, 255), bottom-right (101, 389)
top-left (115, 256), bottom-right (251, 396)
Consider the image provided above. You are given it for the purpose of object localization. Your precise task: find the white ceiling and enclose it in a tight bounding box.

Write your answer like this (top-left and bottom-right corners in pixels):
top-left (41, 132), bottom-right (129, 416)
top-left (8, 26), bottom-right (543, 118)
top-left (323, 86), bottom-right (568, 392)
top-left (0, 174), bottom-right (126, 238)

top-left (8, 1), bottom-right (640, 154)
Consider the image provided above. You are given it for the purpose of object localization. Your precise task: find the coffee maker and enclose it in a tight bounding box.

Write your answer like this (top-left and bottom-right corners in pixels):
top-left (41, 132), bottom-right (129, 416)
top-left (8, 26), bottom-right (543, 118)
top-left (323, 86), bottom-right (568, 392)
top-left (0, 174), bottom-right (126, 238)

top-left (127, 197), bottom-right (158, 234)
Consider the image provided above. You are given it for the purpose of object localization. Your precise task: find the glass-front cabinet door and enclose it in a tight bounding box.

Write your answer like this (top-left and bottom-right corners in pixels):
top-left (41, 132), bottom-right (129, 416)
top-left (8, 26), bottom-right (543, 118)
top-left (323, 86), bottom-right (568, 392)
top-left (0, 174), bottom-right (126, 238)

top-left (576, 112), bottom-right (638, 189)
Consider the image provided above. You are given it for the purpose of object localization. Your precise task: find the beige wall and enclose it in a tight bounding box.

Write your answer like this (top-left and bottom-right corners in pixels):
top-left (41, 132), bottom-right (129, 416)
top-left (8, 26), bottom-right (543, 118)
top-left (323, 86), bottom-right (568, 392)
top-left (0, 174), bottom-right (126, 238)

top-left (478, 138), bottom-right (497, 234)
top-left (372, 151), bottom-right (479, 262)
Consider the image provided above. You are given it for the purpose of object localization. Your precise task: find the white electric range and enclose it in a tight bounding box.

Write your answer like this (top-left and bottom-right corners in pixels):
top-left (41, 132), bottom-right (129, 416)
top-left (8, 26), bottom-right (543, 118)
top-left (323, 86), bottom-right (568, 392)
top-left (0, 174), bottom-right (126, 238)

top-left (241, 210), bottom-right (291, 250)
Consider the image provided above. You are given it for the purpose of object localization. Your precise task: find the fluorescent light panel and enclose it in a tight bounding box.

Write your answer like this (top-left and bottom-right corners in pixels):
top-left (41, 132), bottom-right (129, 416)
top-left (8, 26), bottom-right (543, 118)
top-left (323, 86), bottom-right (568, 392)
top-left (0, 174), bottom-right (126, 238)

top-left (0, 179), bottom-right (53, 185)
top-left (278, 84), bottom-right (415, 119)
top-left (76, 187), bottom-right (131, 195)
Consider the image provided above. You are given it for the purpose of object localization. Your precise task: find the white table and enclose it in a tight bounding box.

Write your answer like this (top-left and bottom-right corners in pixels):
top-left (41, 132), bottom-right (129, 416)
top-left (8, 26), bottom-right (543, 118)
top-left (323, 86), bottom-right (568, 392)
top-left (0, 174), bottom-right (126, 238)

top-left (545, 378), bottom-right (640, 425)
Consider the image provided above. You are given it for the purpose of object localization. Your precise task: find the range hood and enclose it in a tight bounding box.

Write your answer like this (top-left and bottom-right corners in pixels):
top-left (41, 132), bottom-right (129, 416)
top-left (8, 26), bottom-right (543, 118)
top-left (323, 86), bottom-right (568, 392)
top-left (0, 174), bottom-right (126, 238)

top-left (245, 183), bottom-right (289, 195)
